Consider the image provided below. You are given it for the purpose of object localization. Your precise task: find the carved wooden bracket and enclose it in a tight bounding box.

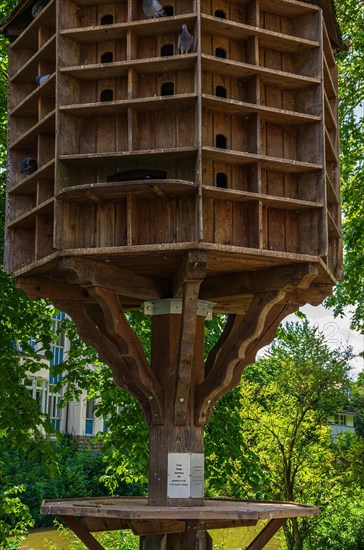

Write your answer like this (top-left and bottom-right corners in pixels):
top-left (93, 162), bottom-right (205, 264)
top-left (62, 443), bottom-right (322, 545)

top-left (17, 259), bottom-right (319, 429)
top-left (60, 257), bottom-right (164, 301)
top-left (90, 287), bottom-right (164, 422)
top-left (195, 263), bottom-right (319, 425)
top-left (195, 290), bottom-right (286, 425)
top-left (54, 299), bottom-right (162, 424)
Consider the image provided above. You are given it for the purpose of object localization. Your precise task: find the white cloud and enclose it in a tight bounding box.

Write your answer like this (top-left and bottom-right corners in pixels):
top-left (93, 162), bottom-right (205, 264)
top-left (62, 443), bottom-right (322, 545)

top-left (257, 304), bottom-right (363, 377)
top-left (287, 304), bottom-right (364, 377)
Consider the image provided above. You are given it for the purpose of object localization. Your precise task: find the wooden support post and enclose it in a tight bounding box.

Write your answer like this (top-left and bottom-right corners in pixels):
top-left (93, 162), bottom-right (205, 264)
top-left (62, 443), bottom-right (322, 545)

top-left (245, 518), bottom-right (286, 550)
top-left (140, 528), bottom-right (213, 550)
top-left (148, 307), bottom-right (207, 507)
top-left (60, 517), bottom-right (106, 550)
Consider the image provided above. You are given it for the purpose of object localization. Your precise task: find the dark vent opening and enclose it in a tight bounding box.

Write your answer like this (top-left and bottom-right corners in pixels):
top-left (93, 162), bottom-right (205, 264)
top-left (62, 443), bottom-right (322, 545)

top-left (215, 85), bottom-right (227, 98)
top-left (100, 89), bottom-right (113, 102)
top-left (161, 82), bottom-right (174, 96)
top-left (107, 169), bottom-right (168, 182)
top-left (215, 10), bottom-right (226, 18)
top-left (164, 5), bottom-right (174, 16)
top-left (216, 134), bottom-right (227, 149)
top-left (216, 173), bottom-right (228, 188)
top-left (215, 47), bottom-right (226, 58)
top-left (101, 51), bottom-right (113, 63)
top-left (101, 14), bottom-right (114, 25)
top-left (161, 43), bottom-right (174, 56)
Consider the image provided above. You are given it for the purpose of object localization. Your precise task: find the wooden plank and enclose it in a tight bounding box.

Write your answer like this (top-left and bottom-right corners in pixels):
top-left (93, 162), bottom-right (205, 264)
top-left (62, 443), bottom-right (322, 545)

top-left (130, 519), bottom-right (185, 536)
top-left (246, 518), bottom-right (286, 550)
top-left (268, 208), bottom-right (286, 252)
top-left (201, 55), bottom-right (320, 89)
top-left (60, 516), bottom-right (105, 550)
top-left (60, 54), bottom-right (197, 80)
top-left (202, 147), bottom-right (322, 173)
top-left (174, 252), bottom-right (207, 424)
top-left (200, 263), bottom-right (318, 301)
top-left (60, 257), bottom-right (163, 300)
top-left (214, 200), bottom-right (232, 244)
top-left (41, 497), bottom-right (320, 520)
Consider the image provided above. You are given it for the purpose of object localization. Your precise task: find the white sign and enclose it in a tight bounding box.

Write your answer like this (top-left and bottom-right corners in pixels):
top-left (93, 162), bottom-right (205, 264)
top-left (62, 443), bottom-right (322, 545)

top-left (167, 453), bottom-right (204, 499)
top-left (190, 454), bottom-right (204, 498)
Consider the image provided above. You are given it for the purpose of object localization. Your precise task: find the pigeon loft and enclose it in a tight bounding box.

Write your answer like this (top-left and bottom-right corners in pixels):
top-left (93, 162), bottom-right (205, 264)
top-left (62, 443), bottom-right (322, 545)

top-left (3, 0), bottom-right (341, 291)
top-left (2, 1), bottom-right (342, 549)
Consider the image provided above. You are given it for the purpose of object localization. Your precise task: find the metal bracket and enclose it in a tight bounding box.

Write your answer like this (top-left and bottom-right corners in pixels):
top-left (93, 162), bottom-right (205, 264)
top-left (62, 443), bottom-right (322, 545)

top-left (143, 299), bottom-right (214, 320)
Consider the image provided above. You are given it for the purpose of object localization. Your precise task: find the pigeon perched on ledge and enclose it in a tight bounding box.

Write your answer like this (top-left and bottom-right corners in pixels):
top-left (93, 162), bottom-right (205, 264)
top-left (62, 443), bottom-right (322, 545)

top-left (178, 24), bottom-right (194, 54)
top-left (143, 0), bottom-right (166, 18)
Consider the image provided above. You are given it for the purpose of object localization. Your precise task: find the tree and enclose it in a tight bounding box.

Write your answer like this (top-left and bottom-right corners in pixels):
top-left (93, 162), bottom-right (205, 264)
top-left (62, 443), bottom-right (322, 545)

top-left (327, 1), bottom-right (364, 332)
top-left (237, 321), bottom-right (356, 550)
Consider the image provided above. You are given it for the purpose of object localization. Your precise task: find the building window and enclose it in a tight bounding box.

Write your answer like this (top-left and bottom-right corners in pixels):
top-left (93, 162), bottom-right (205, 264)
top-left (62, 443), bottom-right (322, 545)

top-left (100, 14), bottom-right (114, 25)
top-left (215, 85), bottom-right (227, 98)
top-left (50, 311), bottom-right (65, 369)
top-left (215, 47), bottom-right (226, 59)
top-left (161, 82), bottom-right (174, 96)
top-left (216, 134), bottom-right (227, 149)
top-left (100, 89), bottom-right (113, 102)
top-left (25, 378), bottom-right (48, 414)
top-left (85, 398), bottom-right (95, 436)
top-left (215, 9), bottom-right (226, 19)
top-left (101, 51), bottom-right (113, 63)
top-left (335, 414), bottom-right (347, 426)
top-left (48, 390), bottom-right (62, 430)
top-left (216, 173), bottom-right (228, 188)
top-left (49, 312), bottom-right (65, 370)
top-left (161, 43), bottom-right (174, 56)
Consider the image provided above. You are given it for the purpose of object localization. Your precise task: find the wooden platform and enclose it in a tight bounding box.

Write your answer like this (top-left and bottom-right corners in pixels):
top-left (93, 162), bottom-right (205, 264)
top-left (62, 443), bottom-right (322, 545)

top-left (41, 497), bottom-right (319, 549)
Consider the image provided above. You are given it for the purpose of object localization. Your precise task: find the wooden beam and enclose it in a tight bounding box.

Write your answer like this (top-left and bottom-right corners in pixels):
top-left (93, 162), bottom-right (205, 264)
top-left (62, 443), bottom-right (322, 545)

top-left (54, 300), bottom-right (155, 424)
top-left (17, 277), bottom-right (93, 302)
top-left (60, 257), bottom-right (164, 301)
top-left (245, 518), bottom-right (286, 550)
top-left (89, 287), bottom-right (164, 425)
top-left (60, 516), bottom-right (106, 550)
top-left (200, 263), bottom-right (318, 302)
top-left (195, 290), bottom-right (286, 425)
top-left (172, 250), bottom-right (207, 298)
top-left (174, 251), bottom-right (207, 425)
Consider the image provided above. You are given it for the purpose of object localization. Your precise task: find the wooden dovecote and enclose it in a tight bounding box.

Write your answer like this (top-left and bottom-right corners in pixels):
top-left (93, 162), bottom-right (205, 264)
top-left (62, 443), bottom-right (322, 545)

top-left (3, 0), bottom-right (341, 301)
top-left (2, 1), bottom-right (343, 548)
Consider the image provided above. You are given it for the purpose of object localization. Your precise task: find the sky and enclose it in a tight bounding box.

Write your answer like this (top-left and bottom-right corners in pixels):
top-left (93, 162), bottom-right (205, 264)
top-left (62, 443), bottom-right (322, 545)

top-left (284, 304), bottom-right (364, 377)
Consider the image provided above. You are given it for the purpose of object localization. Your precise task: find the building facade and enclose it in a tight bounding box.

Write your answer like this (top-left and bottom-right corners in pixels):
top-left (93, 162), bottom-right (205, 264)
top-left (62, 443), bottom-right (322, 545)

top-left (25, 311), bottom-right (105, 438)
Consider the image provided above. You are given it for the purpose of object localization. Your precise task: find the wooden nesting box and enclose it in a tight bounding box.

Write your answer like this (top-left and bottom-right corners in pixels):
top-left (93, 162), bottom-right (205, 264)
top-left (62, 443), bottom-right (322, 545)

top-left (3, 0), bottom-right (342, 312)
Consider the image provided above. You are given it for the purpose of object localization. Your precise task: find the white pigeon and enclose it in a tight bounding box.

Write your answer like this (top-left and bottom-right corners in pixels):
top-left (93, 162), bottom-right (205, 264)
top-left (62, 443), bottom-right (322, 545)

top-left (143, 0), bottom-right (166, 18)
top-left (178, 24), bottom-right (194, 54)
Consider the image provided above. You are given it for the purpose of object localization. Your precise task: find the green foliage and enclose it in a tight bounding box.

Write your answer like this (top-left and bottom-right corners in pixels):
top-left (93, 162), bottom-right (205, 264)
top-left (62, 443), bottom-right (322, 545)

top-left (0, 272), bottom-right (58, 447)
top-left (0, 436), bottom-right (110, 527)
top-left (327, 1), bottom-right (364, 332)
top-left (305, 491), bottom-right (364, 550)
top-left (237, 321), bottom-right (356, 550)
top-left (205, 388), bottom-right (269, 499)
top-left (0, 485), bottom-right (34, 550)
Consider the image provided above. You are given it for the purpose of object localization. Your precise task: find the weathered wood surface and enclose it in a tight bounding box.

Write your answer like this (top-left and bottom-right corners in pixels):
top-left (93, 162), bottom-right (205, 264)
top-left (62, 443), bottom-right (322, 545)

top-left (41, 497), bottom-right (320, 521)
top-left (4, 0), bottom-right (341, 285)
top-left (246, 518), bottom-right (287, 550)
